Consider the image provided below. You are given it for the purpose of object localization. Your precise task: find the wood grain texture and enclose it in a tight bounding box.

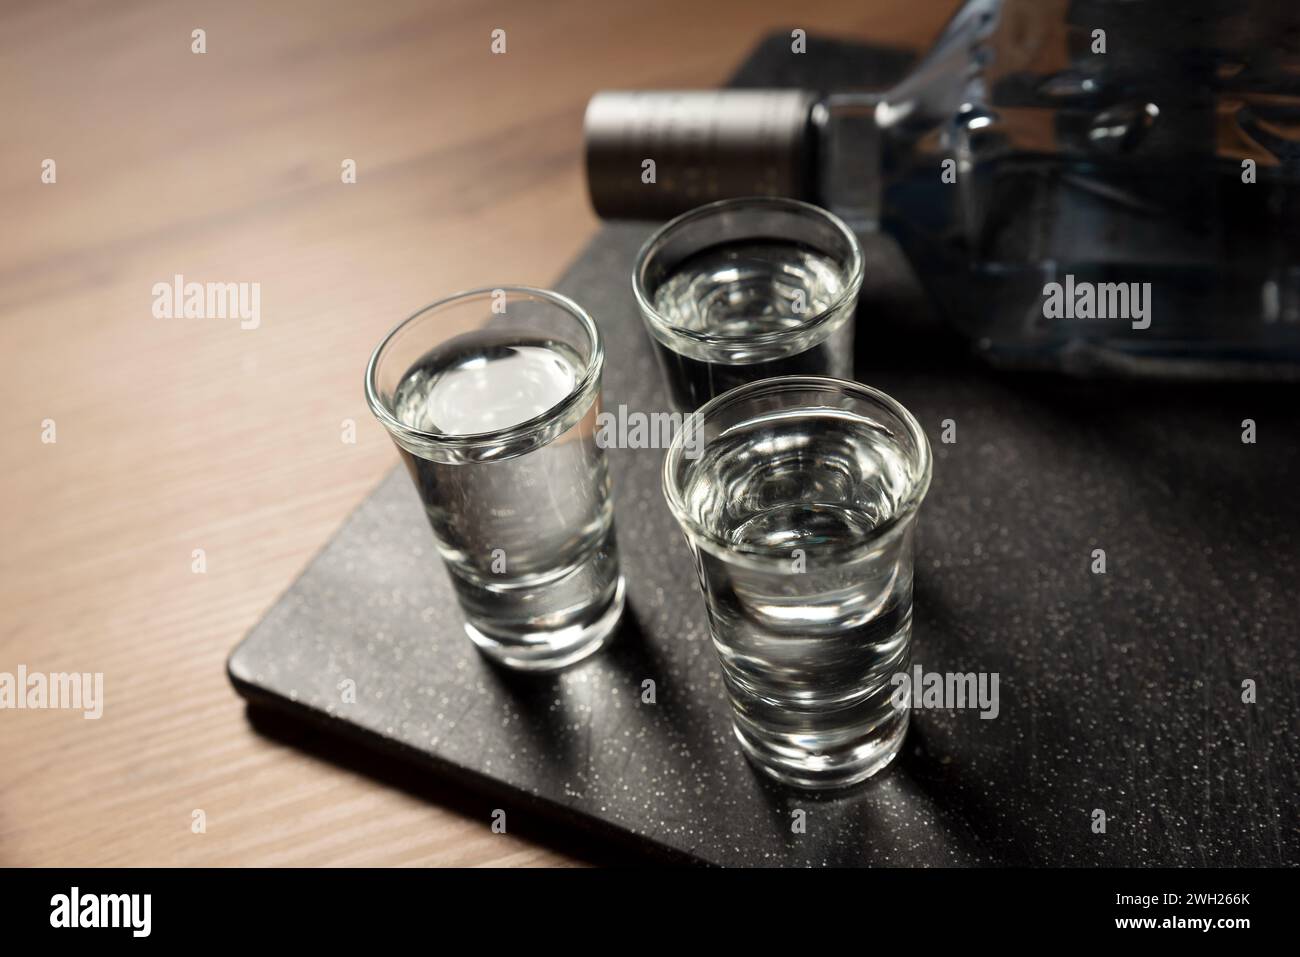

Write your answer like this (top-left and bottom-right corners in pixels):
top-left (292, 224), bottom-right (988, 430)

top-left (0, 0), bottom-right (956, 866)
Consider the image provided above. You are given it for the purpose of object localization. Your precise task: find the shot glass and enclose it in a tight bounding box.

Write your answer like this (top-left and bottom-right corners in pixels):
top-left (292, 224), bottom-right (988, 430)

top-left (663, 376), bottom-right (932, 789)
top-left (633, 197), bottom-right (864, 412)
top-left (365, 286), bottom-right (625, 671)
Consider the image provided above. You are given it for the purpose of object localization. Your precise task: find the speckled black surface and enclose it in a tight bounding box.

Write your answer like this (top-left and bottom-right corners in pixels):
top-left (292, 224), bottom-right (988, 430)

top-left (228, 35), bottom-right (1300, 867)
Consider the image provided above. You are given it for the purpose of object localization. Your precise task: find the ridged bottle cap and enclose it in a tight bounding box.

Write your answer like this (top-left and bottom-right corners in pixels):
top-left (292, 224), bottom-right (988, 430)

top-left (584, 90), bottom-right (817, 219)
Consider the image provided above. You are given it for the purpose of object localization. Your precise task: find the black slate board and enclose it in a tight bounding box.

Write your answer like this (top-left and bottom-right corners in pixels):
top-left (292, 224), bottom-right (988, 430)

top-left (228, 34), bottom-right (1300, 867)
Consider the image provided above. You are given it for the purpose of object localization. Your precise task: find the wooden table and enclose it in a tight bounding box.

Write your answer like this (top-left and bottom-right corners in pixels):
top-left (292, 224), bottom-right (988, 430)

top-left (0, 0), bottom-right (956, 866)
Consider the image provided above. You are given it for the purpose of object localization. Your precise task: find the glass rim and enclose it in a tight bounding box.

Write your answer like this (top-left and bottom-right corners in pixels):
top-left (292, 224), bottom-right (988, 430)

top-left (631, 196), bottom-right (866, 349)
top-left (662, 375), bottom-right (933, 564)
top-left (364, 285), bottom-right (604, 451)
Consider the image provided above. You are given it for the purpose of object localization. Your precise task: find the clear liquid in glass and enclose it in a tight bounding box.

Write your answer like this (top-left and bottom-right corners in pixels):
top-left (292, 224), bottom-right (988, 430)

top-left (392, 330), bottom-right (622, 669)
top-left (680, 405), bottom-right (917, 787)
top-left (648, 240), bottom-right (855, 411)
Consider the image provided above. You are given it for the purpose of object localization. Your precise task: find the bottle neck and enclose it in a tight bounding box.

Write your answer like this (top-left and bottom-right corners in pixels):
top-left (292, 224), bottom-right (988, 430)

top-left (809, 93), bottom-right (884, 232)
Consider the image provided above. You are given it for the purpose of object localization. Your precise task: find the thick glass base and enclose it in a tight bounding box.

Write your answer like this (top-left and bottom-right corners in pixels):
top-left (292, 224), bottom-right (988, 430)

top-left (464, 575), bottom-right (625, 672)
top-left (732, 705), bottom-right (909, 790)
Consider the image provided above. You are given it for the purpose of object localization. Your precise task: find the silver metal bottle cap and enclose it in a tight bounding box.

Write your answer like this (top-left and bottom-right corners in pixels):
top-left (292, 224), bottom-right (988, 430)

top-left (583, 90), bottom-right (817, 219)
